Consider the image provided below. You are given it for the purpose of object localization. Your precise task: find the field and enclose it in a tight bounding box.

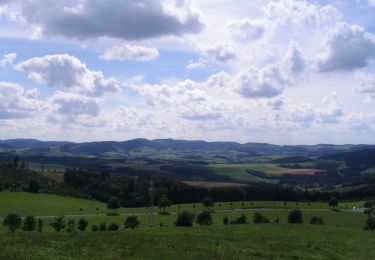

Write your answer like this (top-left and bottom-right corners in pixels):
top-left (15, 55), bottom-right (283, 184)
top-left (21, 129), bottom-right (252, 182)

top-left (182, 181), bottom-right (249, 188)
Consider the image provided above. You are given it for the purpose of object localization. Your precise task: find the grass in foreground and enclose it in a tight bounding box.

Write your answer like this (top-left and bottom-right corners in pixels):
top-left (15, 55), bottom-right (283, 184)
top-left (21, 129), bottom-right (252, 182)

top-left (0, 224), bottom-right (374, 259)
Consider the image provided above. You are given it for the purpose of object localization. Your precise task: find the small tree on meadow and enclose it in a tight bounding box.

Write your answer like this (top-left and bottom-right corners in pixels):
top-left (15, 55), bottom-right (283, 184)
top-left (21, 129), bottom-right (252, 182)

top-left (99, 222), bottom-right (107, 231)
top-left (196, 211), bottom-right (213, 225)
top-left (329, 197), bottom-right (338, 208)
top-left (108, 223), bottom-right (119, 231)
top-left (50, 215), bottom-right (65, 232)
top-left (78, 218), bottom-right (88, 232)
top-left (22, 216), bottom-right (36, 231)
top-left (253, 212), bottom-right (270, 223)
top-left (107, 197), bottom-right (120, 215)
top-left (175, 211), bottom-right (194, 227)
top-left (365, 217), bottom-right (375, 231)
top-left (223, 216), bottom-right (229, 225)
top-left (158, 196), bottom-right (171, 214)
top-left (37, 218), bottom-right (43, 232)
top-left (288, 209), bottom-right (303, 224)
top-left (3, 213), bottom-right (22, 232)
top-left (66, 219), bottom-right (76, 232)
top-left (203, 197), bottom-right (215, 211)
top-left (124, 215), bottom-right (140, 230)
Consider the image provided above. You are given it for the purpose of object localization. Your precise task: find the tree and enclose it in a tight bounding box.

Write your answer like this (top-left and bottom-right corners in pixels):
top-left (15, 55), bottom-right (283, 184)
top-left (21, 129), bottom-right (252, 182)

top-left (99, 222), bottom-right (107, 231)
top-left (365, 217), bottom-right (375, 231)
top-left (107, 197), bottom-right (120, 215)
top-left (310, 216), bottom-right (325, 225)
top-left (78, 218), bottom-right (88, 232)
top-left (329, 197), bottom-right (338, 208)
top-left (253, 212), bottom-right (270, 223)
top-left (175, 211), bottom-right (194, 227)
top-left (196, 211), bottom-right (213, 225)
top-left (203, 197), bottom-right (215, 211)
top-left (223, 216), bottom-right (229, 225)
top-left (36, 218), bottom-right (43, 232)
top-left (158, 196), bottom-right (171, 214)
top-left (50, 215), bottom-right (65, 232)
top-left (124, 215), bottom-right (140, 230)
top-left (288, 209), bottom-right (303, 224)
top-left (22, 216), bottom-right (36, 231)
top-left (3, 213), bottom-right (22, 232)
top-left (27, 180), bottom-right (40, 193)
top-left (92, 225), bottom-right (99, 232)
top-left (66, 219), bottom-right (75, 232)
top-left (108, 223), bottom-right (119, 231)
top-left (230, 214), bottom-right (247, 224)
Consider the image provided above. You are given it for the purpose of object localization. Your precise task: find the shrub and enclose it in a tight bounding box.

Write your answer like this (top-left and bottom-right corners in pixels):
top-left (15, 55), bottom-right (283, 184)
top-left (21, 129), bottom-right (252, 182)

top-left (22, 216), bottom-right (36, 231)
top-left (310, 216), bottom-right (325, 225)
top-left (50, 215), bottom-right (65, 232)
top-left (36, 218), bottom-right (43, 232)
top-left (329, 197), bottom-right (338, 208)
top-left (108, 223), bottom-right (119, 231)
top-left (66, 219), bottom-right (76, 232)
top-left (253, 212), bottom-right (270, 223)
top-left (175, 211), bottom-right (194, 227)
top-left (78, 218), bottom-right (88, 232)
top-left (124, 215), bottom-right (140, 230)
top-left (223, 216), bottom-right (229, 225)
top-left (3, 213), bottom-right (22, 232)
top-left (91, 225), bottom-right (99, 232)
top-left (203, 197), bottom-right (215, 211)
top-left (364, 200), bottom-right (375, 209)
top-left (230, 214), bottom-right (247, 224)
top-left (107, 197), bottom-right (120, 214)
top-left (99, 222), bottom-right (107, 231)
top-left (158, 196), bottom-right (171, 214)
top-left (196, 211), bottom-right (213, 225)
top-left (288, 209), bottom-right (303, 224)
top-left (365, 217), bottom-right (375, 231)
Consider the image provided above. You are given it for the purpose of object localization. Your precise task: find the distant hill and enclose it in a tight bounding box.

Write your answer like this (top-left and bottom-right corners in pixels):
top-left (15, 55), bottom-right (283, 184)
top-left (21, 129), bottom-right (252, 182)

top-left (322, 149), bottom-right (375, 171)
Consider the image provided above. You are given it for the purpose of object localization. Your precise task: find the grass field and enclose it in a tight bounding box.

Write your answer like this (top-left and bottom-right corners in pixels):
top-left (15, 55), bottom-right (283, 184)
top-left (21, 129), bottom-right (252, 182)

top-left (0, 224), bottom-right (374, 259)
top-left (182, 181), bottom-right (249, 188)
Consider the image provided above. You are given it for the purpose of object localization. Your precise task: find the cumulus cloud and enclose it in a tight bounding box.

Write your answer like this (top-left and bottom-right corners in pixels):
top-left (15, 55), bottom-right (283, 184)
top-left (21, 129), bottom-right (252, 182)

top-left (369, 0), bottom-right (375, 6)
top-left (100, 44), bottom-right (159, 61)
top-left (0, 52), bottom-right (16, 67)
top-left (186, 58), bottom-right (208, 70)
top-left (16, 54), bottom-right (119, 96)
top-left (355, 72), bottom-right (375, 94)
top-left (204, 44), bottom-right (236, 62)
top-left (236, 64), bottom-right (288, 99)
top-left (317, 23), bottom-right (375, 72)
top-left (0, 81), bottom-right (39, 119)
top-left (48, 91), bottom-right (99, 117)
top-left (0, 0), bottom-right (205, 40)
top-left (282, 41), bottom-right (306, 75)
top-left (317, 94), bottom-right (343, 123)
top-left (227, 18), bottom-right (265, 41)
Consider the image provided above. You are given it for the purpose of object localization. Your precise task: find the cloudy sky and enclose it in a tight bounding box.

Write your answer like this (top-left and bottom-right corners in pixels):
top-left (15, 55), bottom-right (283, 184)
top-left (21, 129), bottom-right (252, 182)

top-left (1, 0), bottom-right (375, 144)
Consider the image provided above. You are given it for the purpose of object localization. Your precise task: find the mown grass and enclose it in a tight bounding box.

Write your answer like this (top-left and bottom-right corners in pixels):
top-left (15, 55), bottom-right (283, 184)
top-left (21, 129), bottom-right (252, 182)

top-left (0, 224), bottom-right (374, 259)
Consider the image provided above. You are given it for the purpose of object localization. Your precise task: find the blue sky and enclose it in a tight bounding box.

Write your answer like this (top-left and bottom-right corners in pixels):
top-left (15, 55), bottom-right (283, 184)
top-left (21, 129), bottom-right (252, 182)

top-left (1, 0), bottom-right (375, 144)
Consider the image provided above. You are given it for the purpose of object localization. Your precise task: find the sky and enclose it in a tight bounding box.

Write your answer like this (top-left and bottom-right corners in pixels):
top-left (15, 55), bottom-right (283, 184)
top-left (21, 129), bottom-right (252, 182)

top-left (1, 0), bottom-right (375, 145)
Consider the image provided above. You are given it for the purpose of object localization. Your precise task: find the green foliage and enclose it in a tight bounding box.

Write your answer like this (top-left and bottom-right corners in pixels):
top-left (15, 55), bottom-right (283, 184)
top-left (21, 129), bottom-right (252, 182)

top-left (66, 220), bottom-right (75, 232)
top-left (22, 216), bottom-right (36, 231)
top-left (158, 196), bottom-right (171, 213)
top-left (50, 215), bottom-right (65, 232)
top-left (288, 210), bottom-right (303, 224)
top-left (329, 197), bottom-right (338, 208)
top-left (107, 197), bottom-right (120, 213)
top-left (36, 218), bottom-right (43, 232)
top-left (108, 223), bottom-right (119, 231)
top-left (124, 215), bottom-right (139, 230)
top-left (91, 225), bottom-right (99, 232)
top-left (78, 218), bottom-right (88, 232)
top-left (99, 222), bottom-right (107, 231)
top-left (203, 197), bottom-right (215, 210)
top-left (364, 200), bottom-right (375, 209)
top-left (365, 217), bottom-right (375, 231)
top-left (3, 213), bottom-right (22, 232)
top-left (196, 211), bottom-right (213, 225)
top-left (27, 180), bottom-right (41, 193)
top-left (175, 211), bottom-right (194, 227)
top-left (223, 216), bottom-right (229, 225)
top-left (310, 217), bottom-right (325, 225)
top-left (253, 212), bottom-right (270, 223)
top-left (230, 214), bottom-right (247, 224)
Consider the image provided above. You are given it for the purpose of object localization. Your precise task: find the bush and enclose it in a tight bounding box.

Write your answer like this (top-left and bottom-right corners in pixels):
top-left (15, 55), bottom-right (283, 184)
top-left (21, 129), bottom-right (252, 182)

top-left (310, 216), bottom-right (325, 225)
top-left (203, 197), bottom-right (215, 210)
top-left (22, 216), bottom-right (36, 231)
top-left (196, 211), bottom-right (213, 225)
top-left (36, 218), bottom-right (43, 232)
top-left (91, 225), bottom-right (99, 232)
top-left (50, 215), bottom-right (65, 232)
top-left (3, 213), bottom-right (22, 232)
top-left (99, 222), bottom-right (107, 231)
top-left (288, 209), bottom-right (303, 224)
top-left (223, 216), bottom-right (229, 225)
top-left (365, 217), bottom-right (375, 231)
top-left (175, 211), bottom-right (194, 227)
top-left (78, 218), bottom-right (88, 232)
top-left (329, 197), bottom-right (338, 208)
top-left (230, 214), bottom-right (247, 224)
top-left (108, 223), bottom-right (119, 231)
top-left (66, 219), bottom-right (75, 232)
top-left (124, 215), bottom-right (140, 230)
top-left (107, 197), bottom-right (120, 214)
top-left (253, 212), bottom-right (270, 223)
top-left (364, 200), bottom-right (375, 208)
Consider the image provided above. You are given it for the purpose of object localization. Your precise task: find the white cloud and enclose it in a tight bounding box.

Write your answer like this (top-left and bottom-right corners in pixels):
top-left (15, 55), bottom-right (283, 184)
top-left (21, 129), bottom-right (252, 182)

top-left (0, 52), bottom-right (16, 67)
top-left (0, 81), bottom-right (39, 119)
top-left (227, 18), bottom-right (265, 41)
top-left (204, 44), bottom-right (236, 62)
top-left (282, 41), bottom-right (306, 75)
top-left (0, 0), bottom-right (205, 40)
top-left (368, 0), bottom-right (375, 6)
top-left (16, 54), bottom-right (120, 96)
top-left (186, 58), bottom-right (208, 70)
top-left (317, 23), bottom-right (375, 72)
top-left (100, 44), bottom-right (159, 61)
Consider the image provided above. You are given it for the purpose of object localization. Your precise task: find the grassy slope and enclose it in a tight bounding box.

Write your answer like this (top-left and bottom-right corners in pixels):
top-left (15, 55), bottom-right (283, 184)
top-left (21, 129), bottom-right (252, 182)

top-left (0, 224), bottom-right (374, 259)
